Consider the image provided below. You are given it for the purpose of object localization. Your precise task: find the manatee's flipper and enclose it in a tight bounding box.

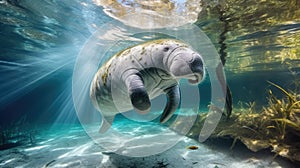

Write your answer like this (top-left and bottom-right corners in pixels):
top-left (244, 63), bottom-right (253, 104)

top-left (99, 115), bottom-right (115, 133)
top-left (125, 74), bottom-right (151, 114)
top-left (160, 85), bottom-right (180, 123)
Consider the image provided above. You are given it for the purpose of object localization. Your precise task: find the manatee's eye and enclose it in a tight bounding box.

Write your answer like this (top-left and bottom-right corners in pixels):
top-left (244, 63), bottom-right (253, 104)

top-left (163, 47), bottom-right (170, 52)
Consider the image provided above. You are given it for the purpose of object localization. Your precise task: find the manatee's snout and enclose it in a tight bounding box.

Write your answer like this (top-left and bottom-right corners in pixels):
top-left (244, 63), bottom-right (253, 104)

top-left (169, 50), bottom-right (205, 85)
top-left (187, 55), bottom-right (205, 85)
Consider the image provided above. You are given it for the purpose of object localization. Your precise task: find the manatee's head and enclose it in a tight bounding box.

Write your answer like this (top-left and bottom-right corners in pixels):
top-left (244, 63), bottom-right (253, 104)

top-left (159, 40), bottom-right (205, 84)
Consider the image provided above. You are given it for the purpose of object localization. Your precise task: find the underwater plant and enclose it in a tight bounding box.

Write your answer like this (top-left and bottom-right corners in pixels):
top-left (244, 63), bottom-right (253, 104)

top-left (226, 81), bottom-right (299, 161)
top-left (175, 81), bottom-right (300, 162)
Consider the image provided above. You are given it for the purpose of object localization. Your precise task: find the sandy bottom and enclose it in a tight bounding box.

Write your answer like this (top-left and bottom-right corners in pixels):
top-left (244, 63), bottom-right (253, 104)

top-left (0, 123), bottom-right (297, 168)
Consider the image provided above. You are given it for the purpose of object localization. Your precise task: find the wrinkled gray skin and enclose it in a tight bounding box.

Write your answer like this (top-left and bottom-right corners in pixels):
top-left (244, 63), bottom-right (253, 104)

top-left (90, 39), bottom-right (205, 133)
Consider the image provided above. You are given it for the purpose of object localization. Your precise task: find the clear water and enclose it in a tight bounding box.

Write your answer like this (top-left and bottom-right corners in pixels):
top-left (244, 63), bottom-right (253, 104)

top-left (0, 0), bottom-right (299, 167)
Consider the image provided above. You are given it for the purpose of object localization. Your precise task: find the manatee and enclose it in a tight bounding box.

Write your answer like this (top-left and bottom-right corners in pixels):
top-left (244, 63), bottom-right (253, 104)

top-left (90, 39), bottom-right (205, 133)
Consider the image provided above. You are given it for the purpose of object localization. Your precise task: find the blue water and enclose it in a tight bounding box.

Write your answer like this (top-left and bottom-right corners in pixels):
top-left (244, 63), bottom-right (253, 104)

top-left (0, 0), bottom-right (300, 166)
top-left (0, 0), bottom-right (102, 125)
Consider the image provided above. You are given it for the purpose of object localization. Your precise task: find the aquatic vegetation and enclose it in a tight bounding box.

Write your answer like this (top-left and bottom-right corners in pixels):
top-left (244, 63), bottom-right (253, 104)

top-left (181, 82), bottom-right (300, 162)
